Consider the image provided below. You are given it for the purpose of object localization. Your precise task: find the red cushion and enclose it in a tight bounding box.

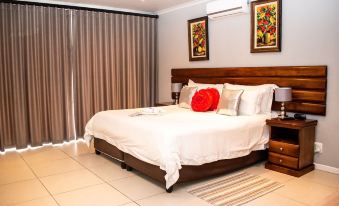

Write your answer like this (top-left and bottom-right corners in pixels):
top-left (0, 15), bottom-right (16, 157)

top-left (206, 88), bottom-right (220, 111)
top-left (191, 89), bottom-right (213, 112)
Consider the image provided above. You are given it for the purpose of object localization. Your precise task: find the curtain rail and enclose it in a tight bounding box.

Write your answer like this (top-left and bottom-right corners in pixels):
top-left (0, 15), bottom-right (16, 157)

top-left (0, 0), bottom-right (159, 19)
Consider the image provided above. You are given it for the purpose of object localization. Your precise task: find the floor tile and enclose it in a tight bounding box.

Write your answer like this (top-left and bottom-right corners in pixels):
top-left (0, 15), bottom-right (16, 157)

top-left (2, 142), bottom-right (339, 206)
top-left (137, 190), bottom-right (212, 206)
top-left (12, 196), bottom-right (58, 206)
top-left (30, 158), bottom-right (84, 177)
top-left (40, 169), bottom-right (103, 194)
top-left (0, 179), bottom-right (49, 206)
top-left (89, 162), bottom-right (134, 182)
top-left (0, 151), bottom-right (22, 160)
top-left (276, 178), bottom-right (338, 206)
top-left (0, 155), bottom-right (27, 170)
top-left (320, 189), bottom-right (339, 206)
top-left (57, 141), bottom-right (92, 157)
top-left (243, 192), bottom-right (306, 206)
top-left (88, 141), bottom-right (95, 153)
top-left (109, 174), bottom-right (165, 201)
top-left (0, 164), bottom-right (35, 185)
top-left (301, 169), bottom-right (339, 188)
top-left (73, 153), bottom-right (113, 168)
top-left (22, 149), bottom-right (68, 165)
top-left (121, 203), bottom-right (139, 206)
top-left (19, 145), bottom-right (55, 157)
top-left (55, 183), bottom-right (131, 206)
top-left (258, 170), bottom-right (296, 183)
top-left (242, 162), bottom-right (270, 176)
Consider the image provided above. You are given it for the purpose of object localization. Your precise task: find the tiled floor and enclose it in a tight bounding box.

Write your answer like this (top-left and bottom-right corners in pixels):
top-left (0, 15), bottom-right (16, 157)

top-left (0, 141), bottom-right (338, 206)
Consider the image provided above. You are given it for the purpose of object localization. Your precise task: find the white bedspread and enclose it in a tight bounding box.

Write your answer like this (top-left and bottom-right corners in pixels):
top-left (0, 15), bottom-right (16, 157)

top-left (85, 105), bottom-right (271, 188)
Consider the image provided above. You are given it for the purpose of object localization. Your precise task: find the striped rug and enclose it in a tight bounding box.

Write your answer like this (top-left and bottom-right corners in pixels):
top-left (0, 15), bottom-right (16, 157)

top-left (188, 172), bottom-right (283, 206)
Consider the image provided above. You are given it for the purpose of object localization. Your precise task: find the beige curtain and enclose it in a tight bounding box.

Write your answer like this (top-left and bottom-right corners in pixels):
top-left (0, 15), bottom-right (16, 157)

top-left (0, 3), bottom-right (157, 150)
top-left (73, 10), bottom-right (157, 136)
top-left (0, 3), bottom-right (74, 150)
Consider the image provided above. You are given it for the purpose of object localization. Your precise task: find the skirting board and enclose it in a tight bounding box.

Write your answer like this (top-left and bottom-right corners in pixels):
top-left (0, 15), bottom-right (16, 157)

top-left (315, 163), bottom-right (339, 174)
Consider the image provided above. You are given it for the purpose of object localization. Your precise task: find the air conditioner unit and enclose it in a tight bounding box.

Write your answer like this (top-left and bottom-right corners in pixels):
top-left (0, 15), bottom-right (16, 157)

top-left (206, 0), bottom-right (249, 20)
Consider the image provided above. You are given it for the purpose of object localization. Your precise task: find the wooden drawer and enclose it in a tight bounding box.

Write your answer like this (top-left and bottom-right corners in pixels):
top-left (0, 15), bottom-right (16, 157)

top-left (269, 140), bottom-right (299, 157)
top-left (269, 152), bottom-right (299, 169)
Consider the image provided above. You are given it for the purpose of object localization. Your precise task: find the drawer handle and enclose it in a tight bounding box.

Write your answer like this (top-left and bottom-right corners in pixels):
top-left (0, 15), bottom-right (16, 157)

top-left (279, 159), bottom-right (283, 163)
top-left (280, 147), bottom-right (284, 151)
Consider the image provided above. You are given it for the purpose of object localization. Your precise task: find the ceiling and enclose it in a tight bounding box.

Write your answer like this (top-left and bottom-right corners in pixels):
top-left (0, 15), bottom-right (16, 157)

top-left (52, 0), bottom-right (198, 13)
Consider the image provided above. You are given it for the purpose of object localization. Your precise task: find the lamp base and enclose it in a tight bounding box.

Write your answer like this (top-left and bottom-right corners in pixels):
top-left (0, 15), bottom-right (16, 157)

top-left (278, 114), bottom-right (292, 120)
top-left (277, 102), bottom-right (293, 120)
top-left (174, 99), bottom-right (179, 105)
top-left (174, 92), bottom-right (180, 105)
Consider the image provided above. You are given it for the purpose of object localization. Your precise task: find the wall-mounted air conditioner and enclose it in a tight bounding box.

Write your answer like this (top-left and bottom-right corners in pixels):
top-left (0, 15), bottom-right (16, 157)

top-left (206, 0), bottom-right (249, 20)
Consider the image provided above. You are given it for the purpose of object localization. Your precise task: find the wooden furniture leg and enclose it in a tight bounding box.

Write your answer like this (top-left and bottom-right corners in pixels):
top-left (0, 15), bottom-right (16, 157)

top-left (166, 186), bottom-right (173, 193)
top-left (126, 165), bottom-right (133, 171)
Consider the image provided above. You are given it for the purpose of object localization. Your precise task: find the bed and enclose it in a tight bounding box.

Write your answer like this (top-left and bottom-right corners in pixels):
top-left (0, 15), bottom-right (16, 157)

top-left (86, 66), bottom-right (327, 192)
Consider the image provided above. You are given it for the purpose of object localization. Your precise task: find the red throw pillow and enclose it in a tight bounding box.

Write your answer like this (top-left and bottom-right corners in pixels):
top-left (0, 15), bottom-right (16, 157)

top-left (206, 88), bottom-right (220, 111)
top-left (191, 89), bottom-right (213, 112)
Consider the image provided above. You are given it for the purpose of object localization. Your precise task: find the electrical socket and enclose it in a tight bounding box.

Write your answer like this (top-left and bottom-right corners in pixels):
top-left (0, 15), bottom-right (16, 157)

top-left (314, 142), bottom-right (323, 153)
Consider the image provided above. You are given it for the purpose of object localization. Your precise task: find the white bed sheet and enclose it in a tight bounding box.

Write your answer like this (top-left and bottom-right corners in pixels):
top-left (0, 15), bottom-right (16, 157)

top-left (85, 105), bottom-right (271, 188)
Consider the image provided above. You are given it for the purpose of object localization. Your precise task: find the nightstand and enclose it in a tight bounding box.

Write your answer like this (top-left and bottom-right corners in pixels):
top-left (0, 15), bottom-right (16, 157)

top-left (265, 118), bottom-right (317, 177)
top-left (155, 102), bottom-right (174, 106)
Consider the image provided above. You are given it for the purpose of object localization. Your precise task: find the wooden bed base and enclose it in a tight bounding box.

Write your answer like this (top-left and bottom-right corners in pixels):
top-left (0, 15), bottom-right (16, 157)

top-left (94, 138), bottom-right (268, 192)
top-left (124, 149), bottom-right (267, 183)
top-left (94, 138), bottom-right (126, 169)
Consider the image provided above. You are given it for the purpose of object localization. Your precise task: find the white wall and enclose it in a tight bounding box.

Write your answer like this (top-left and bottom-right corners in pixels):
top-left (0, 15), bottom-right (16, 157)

top-left (158, 0), bottom-right (339, 169)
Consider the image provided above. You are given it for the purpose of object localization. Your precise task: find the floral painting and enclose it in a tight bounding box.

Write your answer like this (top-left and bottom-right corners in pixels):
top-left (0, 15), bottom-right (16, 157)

top-left (251, 0), bottom-right (281, 53)
top-left (188, 16), bottom-right (209, 61)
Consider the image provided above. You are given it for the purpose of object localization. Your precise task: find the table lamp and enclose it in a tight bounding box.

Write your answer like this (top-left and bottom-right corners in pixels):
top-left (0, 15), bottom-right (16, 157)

top-left (275, 87), bottom-right (292, 119)
top-left (171, 83), bottom-right (183, 104)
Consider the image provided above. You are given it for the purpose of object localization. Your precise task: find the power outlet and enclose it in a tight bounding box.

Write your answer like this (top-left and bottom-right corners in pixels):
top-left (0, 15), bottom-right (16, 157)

top-left (314, 142), bottom-right (323, 153)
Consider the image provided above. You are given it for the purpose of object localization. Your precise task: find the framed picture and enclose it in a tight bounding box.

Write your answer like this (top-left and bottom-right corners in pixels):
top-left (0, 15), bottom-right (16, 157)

top-left (251, 0), bottom-right (281, 53)
top-left (188, 16), bottom-right (209, 61)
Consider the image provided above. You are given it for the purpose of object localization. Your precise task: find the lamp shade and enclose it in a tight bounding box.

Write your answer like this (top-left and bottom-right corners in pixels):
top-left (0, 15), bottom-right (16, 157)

top-left (275, 87), bottom-right (292, 102)
top-left (171, 83), bottom-right (183, 93)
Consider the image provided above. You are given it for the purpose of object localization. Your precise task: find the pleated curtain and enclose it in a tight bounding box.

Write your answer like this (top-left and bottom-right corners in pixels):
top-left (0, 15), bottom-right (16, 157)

top-left (73, 11), bottom-right (157, 136)
top-left (0, 3), bottom-right (75, 151)
top-left (0, 2), bottom-right (157, 150)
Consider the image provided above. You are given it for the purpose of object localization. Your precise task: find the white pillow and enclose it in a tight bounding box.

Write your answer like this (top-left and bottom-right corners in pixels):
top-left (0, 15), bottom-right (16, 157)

top-left (188, 79), bottom-right (224, 94)
top-left (239, 89), bottom-right (263, 115)
top-left (225, 83), bottom-right (278, 114)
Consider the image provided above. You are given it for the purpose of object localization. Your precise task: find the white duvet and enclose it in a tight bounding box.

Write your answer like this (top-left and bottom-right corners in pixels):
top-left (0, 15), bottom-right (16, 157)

top-left (85, 105), bottom-right (271, 188)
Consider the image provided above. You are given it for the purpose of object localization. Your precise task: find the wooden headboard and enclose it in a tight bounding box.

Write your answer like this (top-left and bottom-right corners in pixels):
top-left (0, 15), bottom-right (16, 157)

top-left (171, 66), bottom-right (327, 115)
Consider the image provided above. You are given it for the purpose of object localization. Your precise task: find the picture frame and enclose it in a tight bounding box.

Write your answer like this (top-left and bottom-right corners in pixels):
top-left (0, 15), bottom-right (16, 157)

top-left (251, 0), bottom-right (281, 53)
top-left (188, 16), bottom-right (209, 61)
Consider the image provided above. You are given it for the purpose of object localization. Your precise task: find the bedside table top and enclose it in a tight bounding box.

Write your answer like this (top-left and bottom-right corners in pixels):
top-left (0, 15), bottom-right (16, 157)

top-left (266, 118), bottom-right (317, 129)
